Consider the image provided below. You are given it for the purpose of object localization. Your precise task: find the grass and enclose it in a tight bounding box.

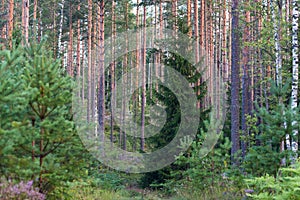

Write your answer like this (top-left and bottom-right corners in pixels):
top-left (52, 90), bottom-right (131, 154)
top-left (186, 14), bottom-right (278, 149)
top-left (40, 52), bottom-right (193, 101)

top-left (62, 183), bottom-right (245, 200)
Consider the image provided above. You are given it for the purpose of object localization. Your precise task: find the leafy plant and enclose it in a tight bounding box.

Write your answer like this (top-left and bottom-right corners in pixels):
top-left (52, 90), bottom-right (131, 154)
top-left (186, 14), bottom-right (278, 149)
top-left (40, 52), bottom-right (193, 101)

top-left (245, 160), bottom-right (300, 200)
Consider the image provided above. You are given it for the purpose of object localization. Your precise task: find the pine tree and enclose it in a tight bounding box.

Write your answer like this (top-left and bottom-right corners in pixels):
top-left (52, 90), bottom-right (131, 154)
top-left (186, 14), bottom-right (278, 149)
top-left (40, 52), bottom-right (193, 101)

top-left (0, 46), bottom-right (29, 177)
top-left (244, 83), bottom-right (300, 176)
top-left (22, 41), bottom-right (87, 193)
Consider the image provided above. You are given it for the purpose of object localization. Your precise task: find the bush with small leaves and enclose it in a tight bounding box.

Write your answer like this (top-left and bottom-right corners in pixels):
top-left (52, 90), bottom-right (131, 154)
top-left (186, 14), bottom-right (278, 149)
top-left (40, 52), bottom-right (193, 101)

top-left (245, 160), bottom-right (300, 200)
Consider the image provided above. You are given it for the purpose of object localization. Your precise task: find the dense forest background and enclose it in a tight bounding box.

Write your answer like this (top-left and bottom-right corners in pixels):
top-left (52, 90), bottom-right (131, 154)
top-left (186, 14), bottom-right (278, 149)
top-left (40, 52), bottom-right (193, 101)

top-left (1, 0), bottom-right (300, 199)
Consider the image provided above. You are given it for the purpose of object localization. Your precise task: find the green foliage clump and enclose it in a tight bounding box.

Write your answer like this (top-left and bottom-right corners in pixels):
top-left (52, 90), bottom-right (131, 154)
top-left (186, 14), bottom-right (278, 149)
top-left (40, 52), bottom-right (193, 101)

top-left (173, 127), bottom-right (231, 190)
top-left (0, 46), bottom-right (31, 178)
top-left (65, 181), bottom-right (123, 200)
top-left (0, 40), bottom-right (90, 198)
top-left (246, 160), bottom-right (300, 200)
top-left (88, 170), bottom-right (126, 190)
top-left (243, 83), bottom-right (300, 177)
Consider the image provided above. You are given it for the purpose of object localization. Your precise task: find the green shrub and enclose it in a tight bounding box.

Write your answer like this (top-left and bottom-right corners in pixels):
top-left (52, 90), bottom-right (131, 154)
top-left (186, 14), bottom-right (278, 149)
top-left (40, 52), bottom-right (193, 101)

top-left (246, 160), bottom-right (300, 199)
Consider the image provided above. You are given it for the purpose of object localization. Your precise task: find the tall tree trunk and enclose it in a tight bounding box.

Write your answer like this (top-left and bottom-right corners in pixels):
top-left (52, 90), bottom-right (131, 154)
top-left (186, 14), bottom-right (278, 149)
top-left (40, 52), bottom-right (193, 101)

top-left (222, 0), bottom-right (228, 82)
top-left (91, 6), bottom-right (97, 133)
top-left (57, 0), bottom-right (65, 58)
top-left (31, 0), bottom-right (38, 161)
top-left (209, 0), bottom-right (213, 107)
top-left (194, 0), bottom-right (200, 108)
top-left (87, 0), bottom-right (92, 122)
top-left (154, 1), bottom-right (159, 92)
top-left (200, 0), bottom-right (206, 108)
top-left (241, 0), bottom-right (250, 158)
top-left (1, 0), bottom-right (6, 44)
top-left (76, 1), bottom-right (81, 79)
top-left (122, 1), bottom-right (129, 150)
top-left (22, 0), bottom-right (29, 44)
top-left (291, 0), bottom-right (299, 159)
top-left (231, 0), bottom-right (240, 165)
top-left (68, 2), bottom-right (73, 77)
top-left (98, 1), bottom-right (105, 143)
top-left (200, 0), bottom-right (205, 47)
top-left (228, 0), bottom-right (232, 85)
top-left (172, 0), bottom-right (177, 33)
top-left (33, 0), bottom-right (37, 37)
top-left (159, 0), bottom-right (164, 83)
top-left (133, 0), bottom-right (140, 151)
top-left (53, 8), bottom-right (57, 57)
top-left (38, 9), bottom-right (42, 42)
top-left (194, 0), bottom-right (199, 63)
top-left (255, 0), bottom-right (263, 143)
top-left (110, 0), bottom-right (116, 143)
top-left (270, 0), bottom-right (283, 88)
top-left (140, 2), bottom-right (147, 152)
top-left (8, 0), bottom-right (14, 49)
top-left (187, 0), bottom-right (192, 37)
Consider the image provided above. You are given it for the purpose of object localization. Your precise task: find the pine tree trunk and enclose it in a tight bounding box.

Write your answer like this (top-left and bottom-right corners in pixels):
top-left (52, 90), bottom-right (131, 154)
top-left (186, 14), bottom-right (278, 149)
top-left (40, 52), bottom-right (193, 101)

top-left (200, 0), bottom-right (205, 47)
top-left (133, 0), bottom-right (140, 151)
top-left (194, 0), bottom-right (200, 108)
top-left (194, 0), bottom-right (199, 63)
top-left (200, 0), bottom-right (206, 108)
top-left (241, 1), bottom-right (250, 158)
top-left (76, 1), bottom-right (81, 79)
top-left (1, 0), bottom-right (6, 43)
top-left (231, 0), bottom-right (240, 165)
top-left (159, 0), bottom-right (164, 83)
top-left (187, 0), bottom-right (192, 37)
top-left (209, 0), bottom-right (213, 106)
top-left (122, 1), bottom-right (129, 150)
top-left (110, 0), bottom-right (116, 143)
top-left (8, 0), bottom-right (14, 48)
top-left (92, 8), bottom-right (96, 133)
top-left (33, 0), bottom-right (37, 36)
top-left (98, 1), bottom-right (105, 143)
top-left (172, 0), bottom-right (177, 33)
top-left (228, 1), bottom-right (232, 84)
top-left (140, 3), bottom-right (147, 152)
top-left (222, 0), bottom-right (228, 82)
top-left (87, 0), bottom-right (92, 122)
